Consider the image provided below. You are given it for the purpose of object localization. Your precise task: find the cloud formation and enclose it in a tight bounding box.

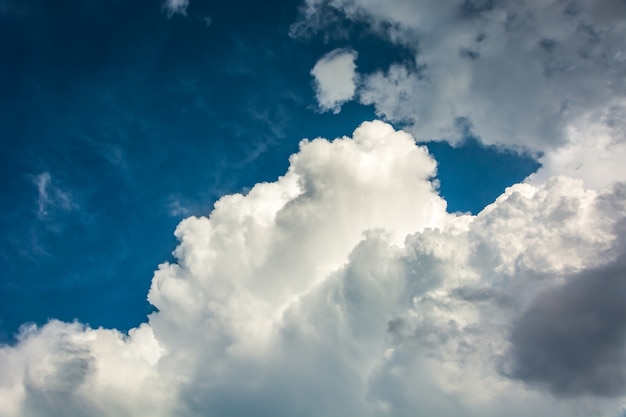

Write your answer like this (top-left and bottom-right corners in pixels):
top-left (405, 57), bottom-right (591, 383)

top-left (2, 122), bottom-right (626, 416)
top-left (299, 0), bottom-right (626, 188)
top-left (311, 48), bottom-right (359, 113)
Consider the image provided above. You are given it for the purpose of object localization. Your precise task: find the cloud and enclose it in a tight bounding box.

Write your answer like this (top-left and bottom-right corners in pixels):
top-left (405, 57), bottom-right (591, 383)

top-left (0, 320), bottom-right (167, 417)
top-left (504, 253), bottom-right (626, 397)
top-left (162, 0), bottom-right (189, 17)
top-left (528, 118), bottom-right (626, 190)
top-left (298, 0), bottom-right (626, 188)
top-left (32, 172), bottom-right (75, 220)
top-left (2, 122), bottom-right (626, 416)
top-left (310, 48), bottom-right (358, 113)
top-left (166, 195), bottom-right (192, 218)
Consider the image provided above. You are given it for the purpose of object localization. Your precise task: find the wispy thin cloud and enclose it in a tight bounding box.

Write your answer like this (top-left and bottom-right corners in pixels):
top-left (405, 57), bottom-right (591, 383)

top-left (162, 0), bottom-right (189, 18)
top-left (32, 172), bottom-right (75, 220)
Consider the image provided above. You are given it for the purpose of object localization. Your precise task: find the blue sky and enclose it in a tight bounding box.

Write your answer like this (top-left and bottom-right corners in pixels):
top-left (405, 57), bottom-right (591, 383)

top-left (1, 1), bottom-right (626, 416)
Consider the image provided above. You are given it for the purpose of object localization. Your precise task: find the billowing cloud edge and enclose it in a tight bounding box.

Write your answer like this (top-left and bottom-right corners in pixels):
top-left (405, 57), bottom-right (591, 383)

top-left (1, 121), bottom-right (626, 417)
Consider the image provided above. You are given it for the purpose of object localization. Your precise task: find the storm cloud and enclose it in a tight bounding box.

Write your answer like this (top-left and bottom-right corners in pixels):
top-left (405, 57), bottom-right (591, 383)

top-left (506, 255), bottom-right (626, 397)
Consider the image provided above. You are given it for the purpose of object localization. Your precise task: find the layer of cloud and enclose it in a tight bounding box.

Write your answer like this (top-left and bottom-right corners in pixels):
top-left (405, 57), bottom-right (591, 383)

top-left (298, 0), bottom-right (626, 188)
top-left (311, 48), bottom-right (358, 113)
top-left (2, 122), bottom-right (626, 416)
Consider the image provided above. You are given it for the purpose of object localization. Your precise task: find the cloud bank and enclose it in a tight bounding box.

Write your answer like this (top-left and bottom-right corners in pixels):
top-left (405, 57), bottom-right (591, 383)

top-left (300, 0), bottom-right (626, 188)
top-left (2, 121), bottom-right (626, 416)
top-left (311, 48), bottom-right (359, 113)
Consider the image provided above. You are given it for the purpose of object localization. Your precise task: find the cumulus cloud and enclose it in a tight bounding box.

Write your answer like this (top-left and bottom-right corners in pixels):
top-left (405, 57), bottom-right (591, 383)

top-left (2, 122), bottom-right (626, 416)
top-left (163, 0), bottom-right (189, 17)
top-left (311, 48), bottom-right (359, 113)
top-left (0, 320), bottom-right (167, 417)
top-left (298, 0), bottom-right (626, 188)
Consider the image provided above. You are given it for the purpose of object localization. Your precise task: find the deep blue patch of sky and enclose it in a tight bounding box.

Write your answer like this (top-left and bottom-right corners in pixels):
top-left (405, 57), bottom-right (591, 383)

top-left (0, 0), bottom-right (539, 342)
top-left (427, 138), bottom-right (541, 214)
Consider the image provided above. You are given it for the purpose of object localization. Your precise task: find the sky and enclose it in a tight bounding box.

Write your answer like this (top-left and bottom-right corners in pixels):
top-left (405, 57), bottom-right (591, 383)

top-left (0, 0), bottom-right (625, 416)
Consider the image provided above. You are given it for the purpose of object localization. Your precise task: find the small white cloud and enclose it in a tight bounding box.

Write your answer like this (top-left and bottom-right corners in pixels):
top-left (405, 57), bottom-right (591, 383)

top-left (311, 48), bottom-right (358, 113)
top-left (162, 0), bottom-right (189, 17)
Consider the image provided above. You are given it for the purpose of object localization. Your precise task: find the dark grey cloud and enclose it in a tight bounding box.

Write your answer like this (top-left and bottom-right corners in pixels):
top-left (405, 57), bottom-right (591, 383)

top-left (504, 255), bottom-right (626, 397)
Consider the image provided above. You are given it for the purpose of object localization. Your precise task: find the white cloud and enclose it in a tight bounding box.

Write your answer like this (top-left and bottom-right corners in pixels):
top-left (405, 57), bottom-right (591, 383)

top-left (2, 122), bottom-right (626, 416)
top-left (163, 0), bottom-right (189, 17)
top-left (0, 320), bottom-right (169, 417)
top-left (528, 107), bottom-right (626, 190)
top-left (296, 0), bottom-right (626, 188)
top-left (311, 48), bottom-right (359, 113)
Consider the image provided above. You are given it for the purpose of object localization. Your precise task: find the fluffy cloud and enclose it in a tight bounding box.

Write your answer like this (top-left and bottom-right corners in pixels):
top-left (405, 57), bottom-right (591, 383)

top-left (1, 122), bottom-right (626, 416)
top-left (298, 0), bottom-right (626, 188)
top-left (0, 320), bottom-right (167, 417)
top-left (311, 48), bottom-right (359, 113)
top-left (528, 121), bottom-right (626, 190)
